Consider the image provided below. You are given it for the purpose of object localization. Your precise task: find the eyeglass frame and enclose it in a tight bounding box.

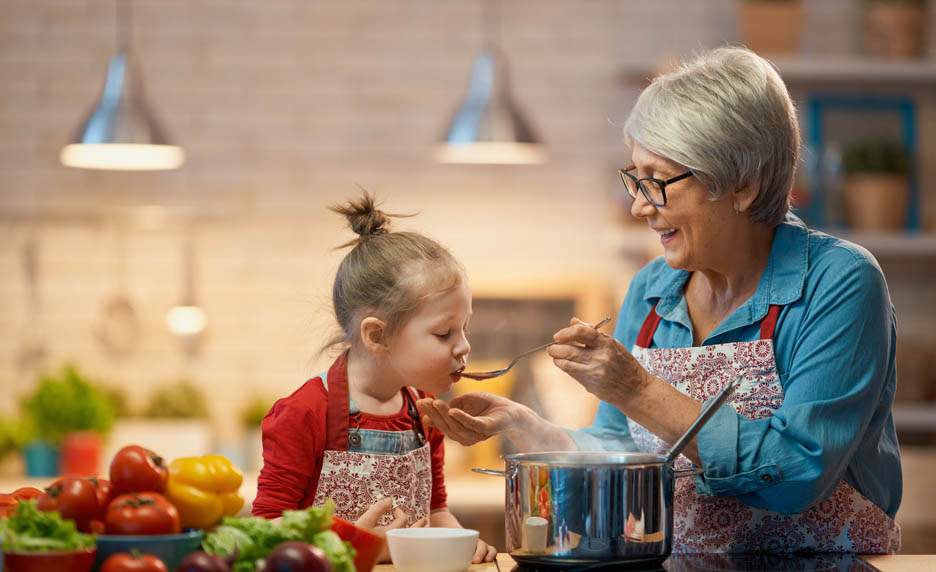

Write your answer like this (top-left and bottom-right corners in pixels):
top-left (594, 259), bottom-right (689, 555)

top-left (618, 165), bottom-right (695, 207)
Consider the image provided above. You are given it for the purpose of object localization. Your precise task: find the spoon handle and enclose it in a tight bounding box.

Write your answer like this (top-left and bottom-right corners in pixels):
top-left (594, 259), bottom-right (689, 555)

top-left (664, 374), bottom-right (742, 465)
top-left (509, 317), bottom-right (611, 361)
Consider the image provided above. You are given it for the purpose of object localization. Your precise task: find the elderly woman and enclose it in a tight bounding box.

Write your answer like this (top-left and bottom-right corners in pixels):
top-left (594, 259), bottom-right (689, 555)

top-left (417, 46), bottom-right (901, 553)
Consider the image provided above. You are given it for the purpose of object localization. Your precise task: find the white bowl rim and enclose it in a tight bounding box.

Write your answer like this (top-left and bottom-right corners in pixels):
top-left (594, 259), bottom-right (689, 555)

top-left (386, 527), bottom-right (479, 539)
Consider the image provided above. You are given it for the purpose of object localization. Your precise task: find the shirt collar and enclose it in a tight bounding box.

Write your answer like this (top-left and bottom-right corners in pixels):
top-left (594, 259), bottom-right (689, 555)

top-left (643, 212), bottom-right (808, 324)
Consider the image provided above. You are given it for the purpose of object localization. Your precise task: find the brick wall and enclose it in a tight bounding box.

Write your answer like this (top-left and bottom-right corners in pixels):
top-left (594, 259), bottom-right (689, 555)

top-left (1, 0), bottom-right (934, 443)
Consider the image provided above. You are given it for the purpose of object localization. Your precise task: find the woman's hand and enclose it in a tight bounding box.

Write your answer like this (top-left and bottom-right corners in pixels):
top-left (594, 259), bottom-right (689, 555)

top-left (416, 392), bottom-right (516, 446)
top-left (417, 393), bottom-right (576, 452)
top-left (354, 497), bottom-right (427, 563)
top-left (472, 537), bottom-right (497, 563)
top-left (547, 317), bottom-right (651, 407)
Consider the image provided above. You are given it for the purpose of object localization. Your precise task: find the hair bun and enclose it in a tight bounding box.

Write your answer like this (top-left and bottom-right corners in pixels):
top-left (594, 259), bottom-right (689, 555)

top-left (331, 191), bottom-right (390, 240)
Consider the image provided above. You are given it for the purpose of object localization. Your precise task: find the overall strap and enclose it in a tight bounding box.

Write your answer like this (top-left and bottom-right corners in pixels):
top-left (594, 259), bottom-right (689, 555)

top-left (635, 302), bottom-right (783, 348)
top-left (403, 387), bottom-right (428, 445)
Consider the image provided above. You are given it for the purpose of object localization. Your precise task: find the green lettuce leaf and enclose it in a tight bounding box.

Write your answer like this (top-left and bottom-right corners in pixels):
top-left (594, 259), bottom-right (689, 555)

top-left (0, 500), bottom-right (95, 553)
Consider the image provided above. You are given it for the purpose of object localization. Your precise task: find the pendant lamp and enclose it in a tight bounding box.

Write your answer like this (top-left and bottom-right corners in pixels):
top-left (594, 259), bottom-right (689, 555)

top-left (166, 227), bottom-right (205, 357)
top-left (436, 0), bottom-right (544, 165)
top-left (60, 0), bottom-right (184, 171)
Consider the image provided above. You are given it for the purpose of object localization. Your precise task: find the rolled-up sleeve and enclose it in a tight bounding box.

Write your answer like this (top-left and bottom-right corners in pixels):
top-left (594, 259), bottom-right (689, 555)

top-left (695, 252), bottom-right (897, 515)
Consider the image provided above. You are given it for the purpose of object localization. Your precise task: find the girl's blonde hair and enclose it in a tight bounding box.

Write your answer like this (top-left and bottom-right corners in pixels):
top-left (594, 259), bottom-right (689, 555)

top-left (327, 191), bottom-right (464, 349)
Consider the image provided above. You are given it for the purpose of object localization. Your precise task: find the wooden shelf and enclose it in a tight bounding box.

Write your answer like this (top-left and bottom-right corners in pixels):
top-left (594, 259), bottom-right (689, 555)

top-left (769, 58), bottom-right (936, 85)
top-left (893, 403), bottom-right (936, 432)
top-left (621, 57), bottom-right (936, 86)
top-left (828, 230), bottom-right (936, 258)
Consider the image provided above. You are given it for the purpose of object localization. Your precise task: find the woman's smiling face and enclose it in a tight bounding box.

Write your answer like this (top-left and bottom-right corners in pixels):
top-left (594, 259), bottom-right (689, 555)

top-left (628, 142), bottom-right (735, 272)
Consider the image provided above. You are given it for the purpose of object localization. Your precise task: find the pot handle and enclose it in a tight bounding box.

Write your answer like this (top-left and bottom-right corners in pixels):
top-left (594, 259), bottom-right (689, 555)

top-left (472, 468), bottom-right (506, 477)
top-left (674, 467), bottom-right (704, 478)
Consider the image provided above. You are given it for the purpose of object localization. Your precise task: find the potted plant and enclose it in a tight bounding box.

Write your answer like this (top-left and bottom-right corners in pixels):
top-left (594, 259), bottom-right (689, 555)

top-left (841, 140), bottom-right (913, 231)
top-left (738, 0), bottom-right (805, 56)
top-left (19, 364), bottom-right (115, 477)
top-left (863, 0), bottom-right (928, 59)
top-left (241, 394), bottom-right (274, 472)
top-left (104, 380), bottom-right (213, 467)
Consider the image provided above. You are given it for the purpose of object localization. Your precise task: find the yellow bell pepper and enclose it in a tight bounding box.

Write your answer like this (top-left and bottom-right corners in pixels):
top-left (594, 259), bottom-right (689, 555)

top-left (166, 454), bottom-right (244, 529)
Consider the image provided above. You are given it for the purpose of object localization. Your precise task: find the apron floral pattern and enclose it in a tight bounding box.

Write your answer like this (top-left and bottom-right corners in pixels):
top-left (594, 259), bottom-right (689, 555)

top-left (311, 367), bottom-right (432, 527)
top-left (627, 304), bottom-right (900, 553)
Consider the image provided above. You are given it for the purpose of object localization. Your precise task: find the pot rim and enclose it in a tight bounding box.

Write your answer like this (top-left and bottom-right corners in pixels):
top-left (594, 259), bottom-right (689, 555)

top-left (503, 450), bottom-right (668, 467)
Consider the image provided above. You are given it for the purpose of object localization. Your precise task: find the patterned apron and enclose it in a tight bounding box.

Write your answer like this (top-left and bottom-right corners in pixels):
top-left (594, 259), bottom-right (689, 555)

top-left (627, 303), bottom-right (900, 553)
top-left (311, 369), bottom-right (432, 526)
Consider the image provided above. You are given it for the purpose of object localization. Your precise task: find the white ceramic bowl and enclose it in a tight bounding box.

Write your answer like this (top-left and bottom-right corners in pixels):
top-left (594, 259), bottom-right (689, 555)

top-left (386, 527), bottom-right (479, 572)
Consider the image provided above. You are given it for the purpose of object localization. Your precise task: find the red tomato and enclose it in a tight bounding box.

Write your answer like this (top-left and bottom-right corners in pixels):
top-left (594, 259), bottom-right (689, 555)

top-left (100, 551), bottom-right (169, 572)
top-left (0, 487), bottom-right (43, 508)
top-left (110, 445), bottom-right (169, 495)
top-left (11, 487), bottom-right (43, 501)
top-left (105, 492), bottom-right (181, 535)
top-left (37, 477), bottom-right (102, 532)
top-left (89, 478), bottom-right (114, 512)
top-left (331, 517), bottom-right (385, 572)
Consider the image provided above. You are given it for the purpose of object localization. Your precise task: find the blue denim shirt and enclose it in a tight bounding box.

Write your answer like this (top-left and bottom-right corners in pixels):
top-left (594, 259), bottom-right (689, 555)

top-left (568, 213), bottom-right (902, 518)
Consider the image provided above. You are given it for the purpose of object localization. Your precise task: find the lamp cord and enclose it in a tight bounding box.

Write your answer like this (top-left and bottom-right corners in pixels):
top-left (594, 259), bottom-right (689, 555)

top-left (481, 0), bottom-right (500, 51)
top-left (116, 0), bottom-right (132, 54)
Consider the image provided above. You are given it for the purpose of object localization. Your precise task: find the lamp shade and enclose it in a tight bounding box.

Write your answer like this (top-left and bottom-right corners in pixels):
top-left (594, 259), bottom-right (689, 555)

top-left (436, 49), bottom-right (544, 165)
top-left (60, 53), bottom-right (184, 171)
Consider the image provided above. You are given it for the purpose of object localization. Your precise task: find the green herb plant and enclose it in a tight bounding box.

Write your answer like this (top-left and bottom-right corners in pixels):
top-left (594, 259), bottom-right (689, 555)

top-left (842, 140), bottom-right (912, 176)
top-left (141, 380), bottom-right (209, 419)
top-left (240, 395), bottom-right (274, 429)
top-left (20, 364), bottom-right (115, 446)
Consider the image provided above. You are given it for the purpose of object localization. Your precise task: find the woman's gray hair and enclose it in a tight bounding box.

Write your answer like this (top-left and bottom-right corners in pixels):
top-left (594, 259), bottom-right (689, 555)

top-left (624, 46), bottom-right (799, 227)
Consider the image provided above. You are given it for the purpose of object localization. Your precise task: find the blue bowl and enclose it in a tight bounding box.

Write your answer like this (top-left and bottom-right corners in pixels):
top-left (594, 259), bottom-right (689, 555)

top-left (93, 530), bottom-right (203, 571)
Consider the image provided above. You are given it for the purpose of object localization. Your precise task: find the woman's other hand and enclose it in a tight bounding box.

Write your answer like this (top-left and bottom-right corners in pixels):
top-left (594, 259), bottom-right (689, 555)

top-left (416, 392), bottom-right (514, 446)
top-left (548, 317), bottom-right (651, 407)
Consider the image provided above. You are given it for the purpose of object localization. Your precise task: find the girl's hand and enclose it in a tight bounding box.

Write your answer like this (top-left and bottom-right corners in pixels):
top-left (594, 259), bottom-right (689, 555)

top-left (472, 537), bottom-right (497, 564)
top-left (416, 392), bottom-right (517, 446)
top-left (354, 497), bottom-right (418, 563)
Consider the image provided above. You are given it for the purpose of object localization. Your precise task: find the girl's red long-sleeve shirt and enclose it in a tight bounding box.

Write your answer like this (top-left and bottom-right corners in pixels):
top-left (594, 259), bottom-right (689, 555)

top-left (252, 354), bottom-right (448, 518)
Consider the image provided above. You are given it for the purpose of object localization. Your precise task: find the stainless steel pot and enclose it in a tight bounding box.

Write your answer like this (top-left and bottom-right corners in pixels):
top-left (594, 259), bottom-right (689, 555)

top-left (474, 377), bottom-right (740, 568)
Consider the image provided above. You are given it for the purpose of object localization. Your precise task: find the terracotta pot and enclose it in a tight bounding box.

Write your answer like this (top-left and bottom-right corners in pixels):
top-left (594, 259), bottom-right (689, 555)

top-left (864, 3), bottom-right (927, 59)
top-left (842, 174), bottom-right (909, 231)
top-left (61, 431), bottom-right (102, 477)
top-left (738, 1), bottom-right (805, 56)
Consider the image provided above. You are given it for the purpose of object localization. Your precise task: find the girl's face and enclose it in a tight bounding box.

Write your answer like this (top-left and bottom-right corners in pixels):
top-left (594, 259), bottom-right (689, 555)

top-left (384, 273), bottom-right (472, 395)
top-left (628, 142), bottom-right (735, 272)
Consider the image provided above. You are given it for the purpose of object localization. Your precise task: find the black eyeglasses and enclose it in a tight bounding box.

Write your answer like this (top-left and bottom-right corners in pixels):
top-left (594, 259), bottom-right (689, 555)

top-left (618, 165), bottom-right (694, 207)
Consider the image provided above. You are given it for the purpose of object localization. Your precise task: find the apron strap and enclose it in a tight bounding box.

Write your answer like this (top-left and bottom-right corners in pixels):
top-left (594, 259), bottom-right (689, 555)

top-left (636, 302), bottom-right (663, 348)
top-left (759, 304), bottom-right (781, 341)
top-left (324, 352), bottom-right (352, 451)
top-left (324, 351), bottom-right (429, 450)
top-left (635, 302), bottom-right (782, 348)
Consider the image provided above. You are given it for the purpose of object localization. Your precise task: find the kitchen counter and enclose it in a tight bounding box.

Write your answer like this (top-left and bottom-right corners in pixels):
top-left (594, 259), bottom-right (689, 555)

top-left (372, 553), bottom-right (936, 571)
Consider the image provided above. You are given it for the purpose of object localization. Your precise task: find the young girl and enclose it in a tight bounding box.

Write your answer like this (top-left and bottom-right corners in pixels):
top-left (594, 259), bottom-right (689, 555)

top-left (252, 192), bottom-right (496, 564)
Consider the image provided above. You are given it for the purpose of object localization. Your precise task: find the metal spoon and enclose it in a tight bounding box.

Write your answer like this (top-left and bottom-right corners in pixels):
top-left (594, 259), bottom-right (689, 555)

top-left (461, 317), bottom-right (612, 380)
